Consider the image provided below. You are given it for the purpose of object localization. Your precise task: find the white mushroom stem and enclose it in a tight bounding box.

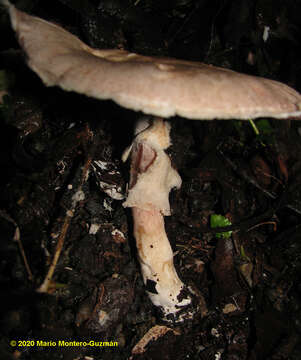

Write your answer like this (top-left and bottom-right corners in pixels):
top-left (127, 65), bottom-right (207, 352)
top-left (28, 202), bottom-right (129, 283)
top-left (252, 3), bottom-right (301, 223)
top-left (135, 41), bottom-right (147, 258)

top-left (123, 118), bottom-right (194, 322)
top-left (132, 206), bottom-right (192, 319)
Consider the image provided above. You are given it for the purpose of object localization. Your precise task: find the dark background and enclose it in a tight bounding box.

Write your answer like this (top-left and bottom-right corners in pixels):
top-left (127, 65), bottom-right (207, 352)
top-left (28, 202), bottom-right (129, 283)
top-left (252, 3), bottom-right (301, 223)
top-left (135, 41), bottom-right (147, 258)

top-left (1, 1), bottom-right (301, 359)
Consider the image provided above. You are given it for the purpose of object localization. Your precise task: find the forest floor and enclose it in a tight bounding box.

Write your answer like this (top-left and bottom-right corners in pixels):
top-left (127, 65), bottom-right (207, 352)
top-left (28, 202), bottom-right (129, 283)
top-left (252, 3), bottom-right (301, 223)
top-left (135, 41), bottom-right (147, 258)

top-left (1, 1), bottom-right (301, 359)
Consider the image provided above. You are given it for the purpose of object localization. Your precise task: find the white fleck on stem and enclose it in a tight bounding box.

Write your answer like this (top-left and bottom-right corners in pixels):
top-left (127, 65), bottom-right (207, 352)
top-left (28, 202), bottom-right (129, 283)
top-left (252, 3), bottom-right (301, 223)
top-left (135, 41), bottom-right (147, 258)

top-left (123, 118), bottom-right (195, 322)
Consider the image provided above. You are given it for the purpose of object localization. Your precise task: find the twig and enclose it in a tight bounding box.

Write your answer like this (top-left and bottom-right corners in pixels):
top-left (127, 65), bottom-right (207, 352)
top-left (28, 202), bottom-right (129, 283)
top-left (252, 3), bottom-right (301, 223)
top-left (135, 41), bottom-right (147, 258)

top-left (37, 125), bottom-right (94, 293)
top-left (37, 211), bottom-right (73, 293)
top-left (0, 209), bottom-right (33, 281)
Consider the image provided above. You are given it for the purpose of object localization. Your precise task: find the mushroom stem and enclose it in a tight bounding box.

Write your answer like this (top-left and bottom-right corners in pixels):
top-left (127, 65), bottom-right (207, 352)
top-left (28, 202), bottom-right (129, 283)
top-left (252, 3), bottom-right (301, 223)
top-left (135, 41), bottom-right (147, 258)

top-left (132, 206), bottom-right (192, 320)
top-left (123, 118), bottom-right (195, 322)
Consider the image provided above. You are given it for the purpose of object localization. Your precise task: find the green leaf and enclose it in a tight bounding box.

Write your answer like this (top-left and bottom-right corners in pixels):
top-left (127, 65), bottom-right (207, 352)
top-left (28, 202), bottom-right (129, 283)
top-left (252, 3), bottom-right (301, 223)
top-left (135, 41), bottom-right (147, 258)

top-left (255, 119), bottom-right (273, 135)
top-left (210, 214), bottom-right (232, 239)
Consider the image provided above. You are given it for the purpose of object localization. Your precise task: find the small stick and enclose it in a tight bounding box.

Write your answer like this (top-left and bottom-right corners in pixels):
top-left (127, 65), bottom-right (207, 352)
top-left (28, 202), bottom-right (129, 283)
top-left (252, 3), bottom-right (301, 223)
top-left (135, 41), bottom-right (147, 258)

top-left (37, 212), bottom-right (73, 293)
top-left (0, 209), bottom-right (33, 281)
top-left (37, 126), bottom-right (94, 293)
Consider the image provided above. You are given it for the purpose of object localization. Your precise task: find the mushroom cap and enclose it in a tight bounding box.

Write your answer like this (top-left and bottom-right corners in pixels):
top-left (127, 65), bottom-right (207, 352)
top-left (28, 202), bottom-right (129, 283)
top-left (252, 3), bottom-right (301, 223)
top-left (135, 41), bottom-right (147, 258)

top-left (4, 1), bottom-right (301, 120)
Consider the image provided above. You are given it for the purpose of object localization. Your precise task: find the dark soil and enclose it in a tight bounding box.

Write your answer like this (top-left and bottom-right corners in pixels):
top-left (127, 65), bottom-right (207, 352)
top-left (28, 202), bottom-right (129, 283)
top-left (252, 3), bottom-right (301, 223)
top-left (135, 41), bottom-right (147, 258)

top-left (1, 1), bottom-right (301, 359)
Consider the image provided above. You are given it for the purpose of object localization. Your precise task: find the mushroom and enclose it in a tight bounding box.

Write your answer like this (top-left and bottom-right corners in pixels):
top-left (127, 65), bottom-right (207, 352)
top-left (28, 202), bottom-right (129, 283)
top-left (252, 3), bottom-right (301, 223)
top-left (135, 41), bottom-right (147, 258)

top-left (122, 117), bottom-right (195, 322)
top-left (2, 1), bottom-right (301, 322)
top-left (2, 0), bottom-right (301, 121)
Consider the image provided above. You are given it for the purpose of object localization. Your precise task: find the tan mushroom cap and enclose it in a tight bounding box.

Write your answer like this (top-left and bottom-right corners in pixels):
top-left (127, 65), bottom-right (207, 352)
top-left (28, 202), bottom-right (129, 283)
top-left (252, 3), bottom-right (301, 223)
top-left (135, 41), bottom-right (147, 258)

top-left (4, 0), bottom-right (301, 120)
